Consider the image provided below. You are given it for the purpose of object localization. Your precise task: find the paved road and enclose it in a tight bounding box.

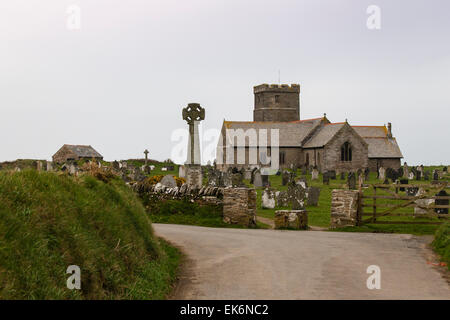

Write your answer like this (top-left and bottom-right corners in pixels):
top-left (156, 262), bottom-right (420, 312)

top-left (153, 224), bottom-right (450, 300)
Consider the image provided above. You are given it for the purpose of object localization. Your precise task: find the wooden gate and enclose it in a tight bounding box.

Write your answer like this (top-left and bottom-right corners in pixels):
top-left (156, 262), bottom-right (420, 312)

top-left (359, 182), bottom-right (450, 225)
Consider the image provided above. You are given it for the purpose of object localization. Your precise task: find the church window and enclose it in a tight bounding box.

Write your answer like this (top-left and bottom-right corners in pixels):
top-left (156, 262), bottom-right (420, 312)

top-left (280, 151), bottom-right (286, 165)
top-left (341, 142), bottom-right (352, 162)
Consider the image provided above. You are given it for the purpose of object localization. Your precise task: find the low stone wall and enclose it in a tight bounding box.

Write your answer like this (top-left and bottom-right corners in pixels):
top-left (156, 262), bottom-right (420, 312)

top-left (274, 210), bottom-right (308, 230)
top-left (330, 189), bottom-right (360, 228)
top-left (223, 188), bottom-right (256, 227)
top-left (133, 182), bottom-right (223, 206)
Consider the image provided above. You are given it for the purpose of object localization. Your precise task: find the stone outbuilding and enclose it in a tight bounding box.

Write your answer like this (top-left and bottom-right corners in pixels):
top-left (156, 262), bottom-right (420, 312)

top-left (52, 144), bottom-right (103, 163)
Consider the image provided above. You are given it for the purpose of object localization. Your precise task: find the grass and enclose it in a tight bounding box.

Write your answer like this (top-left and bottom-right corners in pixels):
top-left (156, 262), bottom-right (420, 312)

top-left (432, 223), bottom-right (450, 270)
top-left (0, 170), bottom-right (180, 299)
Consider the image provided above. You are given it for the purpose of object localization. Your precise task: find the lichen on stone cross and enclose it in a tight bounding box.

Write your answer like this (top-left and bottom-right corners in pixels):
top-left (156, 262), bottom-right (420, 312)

top-left (182, 103), bottom-right (205, 125)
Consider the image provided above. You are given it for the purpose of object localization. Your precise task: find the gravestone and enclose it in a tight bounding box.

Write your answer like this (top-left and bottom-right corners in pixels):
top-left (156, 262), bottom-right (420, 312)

top-left (276, 191), bottom-right (290, 207)
top-left (287, 182), bottom-right (306, 210)
top-left (253, 171), bottom-right (263, 188)
top-left (424, 171), bottom-right (430, 181)
top-left (364, 168), bottom-right (370, 181)
top-left (416, 170), bottom-right (422, 181)
top-left (36, 161), bottom-right (43, 171)
top-left (262, 188), bottom-right (276, 209)
top-left (378, 167), bottom-right (386, 181)
top-left (232, 172), bottom-right (244, 187)
top-left (340, 172), bottom-right (346, 180)
top-left (399, 179), bottom-right (408, 192)
top-left (311, 168), bottom-right (319, 181)
top-left (403, 162), bottom-right (409, 178)
top-left (347, 172), bottom-right (356, 190)
top-left (261, 174), bottom-right (270, 187)
top-left (46, 162), bottom-right (53, 172)
top-left (296, 178), bottom-right (308, 189)
top-left (435, 190), bottom-right (449, 214)
top-left (322, 172), bottom-right (330, 185)
top-left (306, 187), bottom-right (320, 206)
top-left (408, 172), bottom-right (414, 180)
top-left (243, 168), bottom-right (252, 181)
top-left (414, 188), bottom-right (434, 215)
top-left (282, 171), bottom-right (290, 186)
top-left (329, 170), bottom-right (337, 180)
top-left (406, 187), bottom-right (419, 197)
top-left (222, 172), bottom-right (232, 187)
top-left (160, 175), bottom-right (177, 188)
top-left (358, 173), bottom-right (364, 187)
top-left (433, 170), bottom-right (439, 181)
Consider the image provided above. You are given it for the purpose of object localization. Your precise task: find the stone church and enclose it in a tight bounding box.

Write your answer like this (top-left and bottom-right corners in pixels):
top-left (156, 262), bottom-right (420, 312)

top-left (217, 83), bottom-right (403, 173)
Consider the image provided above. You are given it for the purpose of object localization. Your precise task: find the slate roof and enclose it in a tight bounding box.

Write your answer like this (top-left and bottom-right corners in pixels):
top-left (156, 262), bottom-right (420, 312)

top-left (302, 123), bottom-right (345, 148)
top-left (64, 145), bottom-right (103, 158)
top-left (223, 118), bottom-right (322, 147)
top-left (352, 126), bottom-right (403, 158)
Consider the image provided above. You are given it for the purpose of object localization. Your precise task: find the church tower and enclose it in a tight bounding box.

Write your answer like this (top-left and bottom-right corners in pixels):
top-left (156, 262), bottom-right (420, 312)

top-left (253, 84), bottom-right (300, 122)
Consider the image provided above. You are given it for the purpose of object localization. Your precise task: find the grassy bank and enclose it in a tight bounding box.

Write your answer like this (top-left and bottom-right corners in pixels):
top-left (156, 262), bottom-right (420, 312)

top-left (432, 223), bottom-right (449, 270)
top-left (0, 170), bottom-right (180, 299)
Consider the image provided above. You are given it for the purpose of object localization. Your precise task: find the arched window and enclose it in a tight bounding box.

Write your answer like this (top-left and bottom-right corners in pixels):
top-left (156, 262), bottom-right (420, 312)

top-left (341, 142), bottom-right (352, 162)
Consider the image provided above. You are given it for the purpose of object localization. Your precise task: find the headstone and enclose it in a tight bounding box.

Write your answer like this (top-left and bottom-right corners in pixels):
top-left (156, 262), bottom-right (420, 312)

top-left (416, 170), bottom-right (422, 181)
top-left (167, 165), bottom-right (175, 171)
top-left (311, 168), bottom-right (319, 181)
top-left (276, 191), bottom-right (290, 207)
top-left (232, 172), bottom-right (244, 187)
top-left (347, 172), bottom-right (356, 190)
top-left (414, 188), bottom-right (434, 215)
top-left (406, 187), bottom-right (419, 196)
top-left (408, 172), bottom-right (414, 180)
top-left (296, 178), bottom-right (308, 189)
top-left (46, 162), bottom-right (53, 172)
top-left (243, 169), bottom-right (252, 181)
top-left (222, 172), bottom-right (232, 187)
top-left (340, 172), bottom-right (346, 180)
top-left (378, 167), bottom-right (386, 181)
top-left (358, 173), bottom-right (364, 187)
top-left (262, 188), bottom-right (276, 209)
top-left (261, 174), bottom-right (270, 188)
top-left (178, 165), bottom-right (186, 178)
top-left (287, 182), bottom-right (306, 210)
top-left (253, 170), bottom-right (263, 188)
top-left (322, 172), bottom-right (330, 185)
top-left (435, 190), bottom-right (449, 214)
top-left (403, 162), bottom-right (409, 178)
top-left (306, 187), bottom-right (320, 206)
top-left (329, 170), bottom-right (337, 180)
top-left (36, 161), bottom-right (43, 171)
top-left (399, 179), bottom-right (408, 191)
top-left (433, 170), bottom-right (439, 181)
top-left (282, 171), bottom-right (290, 186)
top-left (424, 171), bottom-right (430, 181)
top-left (160, 175), bottom-right (177, 188)
top-left (364, 168), bottom-right (370, 181)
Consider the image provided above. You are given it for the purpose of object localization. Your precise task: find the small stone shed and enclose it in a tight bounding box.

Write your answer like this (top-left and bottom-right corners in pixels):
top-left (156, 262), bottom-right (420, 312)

top-left (52, 144), bottom-right (103, 163)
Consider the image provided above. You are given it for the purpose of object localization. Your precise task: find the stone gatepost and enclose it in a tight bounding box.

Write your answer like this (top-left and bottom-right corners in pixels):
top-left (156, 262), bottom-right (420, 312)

top-left (274, 210), bottom-right (308, 230)
top-left (223, 188), bottom-right (256, 227)
top-left (330, 189), bottom-right (361, 228)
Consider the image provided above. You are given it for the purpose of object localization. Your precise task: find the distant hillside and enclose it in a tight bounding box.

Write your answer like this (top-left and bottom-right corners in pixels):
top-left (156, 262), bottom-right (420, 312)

top-left (0, 170), bottom-right (179, 299)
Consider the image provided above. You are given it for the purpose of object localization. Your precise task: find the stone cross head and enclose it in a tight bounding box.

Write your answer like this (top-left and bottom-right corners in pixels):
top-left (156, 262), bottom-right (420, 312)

top-left (182, 103), bottom-right (205, 125)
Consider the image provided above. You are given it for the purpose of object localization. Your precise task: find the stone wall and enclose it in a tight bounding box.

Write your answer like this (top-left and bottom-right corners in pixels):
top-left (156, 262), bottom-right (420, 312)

top-left (368, 158), bottom-right (401, 172)
top-left (223, 188), bottom-right (257, 227)
top-left (330, 189), bottom-right (361, 228)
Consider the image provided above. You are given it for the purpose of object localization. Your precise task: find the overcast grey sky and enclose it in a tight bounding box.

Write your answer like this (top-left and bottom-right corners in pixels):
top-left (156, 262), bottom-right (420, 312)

top-left (1, 0), bottom-right (449, 165)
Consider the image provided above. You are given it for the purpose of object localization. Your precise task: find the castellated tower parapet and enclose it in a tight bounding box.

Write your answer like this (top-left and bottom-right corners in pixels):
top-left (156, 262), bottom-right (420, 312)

top-left (253, 84), bottom-right (300, 122)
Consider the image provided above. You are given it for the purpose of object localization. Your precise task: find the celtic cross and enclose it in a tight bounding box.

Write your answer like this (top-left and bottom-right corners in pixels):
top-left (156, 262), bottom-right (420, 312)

top-left (182, 103), bottom-right (205, 165)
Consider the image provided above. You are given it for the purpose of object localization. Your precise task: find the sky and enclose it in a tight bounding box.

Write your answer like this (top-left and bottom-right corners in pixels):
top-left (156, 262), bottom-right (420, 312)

top-left (1, 0), bottom-right (449, 165)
